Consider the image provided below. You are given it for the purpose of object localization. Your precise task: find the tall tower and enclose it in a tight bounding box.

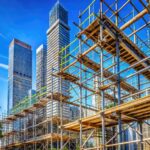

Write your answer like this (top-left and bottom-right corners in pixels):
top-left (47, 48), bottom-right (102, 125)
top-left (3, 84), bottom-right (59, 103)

top-left (46, 2), bottom-right (70, 119)
top-left (8, 39), bottom-right (32, 113)
top-left (36, 44), bottom-right (47, 92)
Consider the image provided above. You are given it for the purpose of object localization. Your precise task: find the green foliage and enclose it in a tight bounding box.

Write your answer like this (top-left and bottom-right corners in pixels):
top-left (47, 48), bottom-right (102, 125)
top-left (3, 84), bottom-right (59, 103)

top-left (76, 144), bottom-right (80, 150)
top-left (105, 102), bottom-right (115, 109)
top-left (0, 123), bottom-right (3, 138)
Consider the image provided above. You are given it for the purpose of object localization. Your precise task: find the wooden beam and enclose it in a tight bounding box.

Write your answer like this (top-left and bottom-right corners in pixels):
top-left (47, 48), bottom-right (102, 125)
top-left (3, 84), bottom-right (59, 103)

top-left (121, 114), bottom-right (138, 121)
top-left (105, 138), bottom-right (150, 148)
top-left (120, 9), bottom-right (148, 30)
top-left (80, 43), bottom-right (98, 56)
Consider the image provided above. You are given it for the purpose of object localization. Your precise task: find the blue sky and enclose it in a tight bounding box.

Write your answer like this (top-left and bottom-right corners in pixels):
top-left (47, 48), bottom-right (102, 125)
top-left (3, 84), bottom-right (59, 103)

top-left (0, 0), bottom-right (149, 113)
top-left (0, 0), bottom-right (92, 112)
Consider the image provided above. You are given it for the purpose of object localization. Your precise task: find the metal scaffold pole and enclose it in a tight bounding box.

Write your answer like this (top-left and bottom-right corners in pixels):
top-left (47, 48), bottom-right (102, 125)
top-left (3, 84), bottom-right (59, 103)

top-left (100, 0), bottom-right (105, 149)
top-left (115, 0), bottom-right (123, 149)
top-left (116, 37), bottom-right (122, 150)
top-left (51, 66), bottom-right (54, 150)
top-left (60, 76), bottom-right (63, 150)
top-left (139, 121), bottom-right (144, 150)
top-left (100, 49), bottom-right (105, 150)
top-left (79, 10), bottom-right (83, 150)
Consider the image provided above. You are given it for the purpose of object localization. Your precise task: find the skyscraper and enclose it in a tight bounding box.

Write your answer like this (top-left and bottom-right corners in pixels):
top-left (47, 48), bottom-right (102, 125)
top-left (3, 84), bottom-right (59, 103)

top-left (8, 39), bottom-right (32, 113)
top-left (36, 44), bottom-right (47, 92)
top-left (46, 2), bottom-right (70, 119)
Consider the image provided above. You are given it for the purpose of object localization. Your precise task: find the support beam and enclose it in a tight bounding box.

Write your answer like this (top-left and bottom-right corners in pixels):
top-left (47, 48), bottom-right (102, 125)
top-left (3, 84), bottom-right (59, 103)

top-left (120, 9), bottom-right (148, 30)
top-left (116, 36), bottom-right (122, 150)
top-left (82, 129), bottom-right (95, 147)
top-left (139, 121), bottom-right (144, 150)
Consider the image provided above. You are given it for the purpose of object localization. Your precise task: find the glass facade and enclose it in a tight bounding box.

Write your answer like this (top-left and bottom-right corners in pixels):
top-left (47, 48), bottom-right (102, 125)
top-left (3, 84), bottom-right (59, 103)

top-left (47, 2), bottom-right (70, 119)
top-left (36, 44), bottom-right (47, 92)
top-left (49, 1), bottom-right (68, 27)
top-left (8, 39), bottom-right (32, 113)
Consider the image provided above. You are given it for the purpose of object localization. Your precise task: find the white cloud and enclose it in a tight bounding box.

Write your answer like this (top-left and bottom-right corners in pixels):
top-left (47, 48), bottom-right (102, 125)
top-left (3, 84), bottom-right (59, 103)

top-left (0, 63), bottom-right (8, 70)
top-left (0, 55), bottom-right (8, 60)
top-left (0, 76), bottom-right (8, 82)
top-left (0, 33), bottom-right (7, 40)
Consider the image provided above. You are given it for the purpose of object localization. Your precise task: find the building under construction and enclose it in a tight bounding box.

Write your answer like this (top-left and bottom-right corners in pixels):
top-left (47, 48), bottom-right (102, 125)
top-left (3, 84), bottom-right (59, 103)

top-left (0, 0), bottom-right (150, 149)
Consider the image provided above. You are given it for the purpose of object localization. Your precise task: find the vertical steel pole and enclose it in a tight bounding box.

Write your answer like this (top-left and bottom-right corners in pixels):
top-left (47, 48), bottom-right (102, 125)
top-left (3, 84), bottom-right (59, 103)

top-left (115, 1), bottom-right (122, 149)
top-left (112, 56), bottom-right (116, 150)
top-left (137, 74), bottom-right (141, 98)
top-left (100, 49), bottom-right (105, 150)
top-left (33, 110), bottom-right (35, 140)
top-left (79, 10), bottom-right (83, 150)
top-left (147, 0), bottom-right (150, 45)
top-left (60, 76), bottom-right (63, 150)
top-left (35, 109), bottom-right (37, 146)
top-left (116, 37), bottom-right (122, 150)
top-left (139, 121), bottom-right (143, 150)
top-left (57, 121), bottom-right (59, 150)
top-left (133, 8), bottom-right (137, 44)
top-left (100, 0), bottom-right (105, 150)
top-left (115, 0), bottom-right (118, 26)
top-left (24, 116), bottom-right (26, 150)
top-left (137, 64), bottom-right (142, 150)
top-left (51, 66), bottom-right (53, 150)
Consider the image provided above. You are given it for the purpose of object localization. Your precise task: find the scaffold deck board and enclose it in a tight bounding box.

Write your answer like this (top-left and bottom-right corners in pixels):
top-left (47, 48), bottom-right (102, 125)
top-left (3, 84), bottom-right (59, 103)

top-left (78, 54), bottom-right (100, 72)
top-left (23, 108), bottom-right (34, 114)
top-left (47, 92), bottom-right (71, 102)
top-left (78, 15), bottom-right (150, 80)
top-left (14, 112), bottom-right (25, 118)
top-left (39, 98), bottom-right (49, 104)
top-left (1, 133), bottom-right (71, 149)
top-left (6, 115), bottom-right (17, 121)
top-left (57, 71), bottom-right (116, 102)
top-left (63, 95), bottom-right (150, 131)
top-left (33, 102), bottom-right (45, 108)
top-left (2, 130), bottom-right (17, 137)
top-left (26, 133), bottom-right (70, 144)
top-left (3, 142), bottom-right (23, 149)
top-left (57, 71), bottom-right (79, 82)
top-left (78, 55), bottom-right (138, 93)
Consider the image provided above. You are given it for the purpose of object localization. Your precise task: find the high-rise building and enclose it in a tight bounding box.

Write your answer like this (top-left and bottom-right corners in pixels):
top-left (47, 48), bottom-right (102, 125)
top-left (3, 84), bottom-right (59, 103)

top-left (46, 2), bottom-right (70, 119)
top-left (36, 44), bottom-right (47, 92)
top-left (8, 39), bottom-right (32, 113)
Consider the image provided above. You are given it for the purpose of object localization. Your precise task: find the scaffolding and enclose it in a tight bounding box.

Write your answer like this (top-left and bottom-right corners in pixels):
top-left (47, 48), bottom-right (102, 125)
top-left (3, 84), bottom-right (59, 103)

top-left (0, 0), bottom-right (150, 149)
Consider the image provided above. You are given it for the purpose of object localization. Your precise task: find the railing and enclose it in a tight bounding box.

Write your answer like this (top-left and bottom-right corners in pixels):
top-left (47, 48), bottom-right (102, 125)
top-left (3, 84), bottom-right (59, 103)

top-left (9, 86), bottom-right (47, 116)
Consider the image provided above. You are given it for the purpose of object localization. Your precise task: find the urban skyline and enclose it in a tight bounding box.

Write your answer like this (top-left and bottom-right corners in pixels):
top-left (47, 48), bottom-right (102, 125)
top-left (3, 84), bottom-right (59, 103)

top-left (0, 0), bottom-right (149, 149)
top-left (36, 44), bottom-right (47, 92)
top-left (8, 39), bottom-right (32, 113)
top-left (46, 1), bottom-right (70, 119)
top-left (0, 0), bottom-right (91, 112)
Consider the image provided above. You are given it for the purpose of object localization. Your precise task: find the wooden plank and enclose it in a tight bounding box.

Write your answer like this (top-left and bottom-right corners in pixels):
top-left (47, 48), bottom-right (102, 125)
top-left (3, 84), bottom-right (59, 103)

top-left (57, 72), bottom-right (79, 82)
top-left (104, 95), bottom-right (150, 115)
top-left (79, 15), bottom-right (150, 80)
top-left (63, 95), bottom-right (150, 131)
top-left (120, 9), bottom-right (148, 30)
top-left (47, 92), bottom-right (71, 102)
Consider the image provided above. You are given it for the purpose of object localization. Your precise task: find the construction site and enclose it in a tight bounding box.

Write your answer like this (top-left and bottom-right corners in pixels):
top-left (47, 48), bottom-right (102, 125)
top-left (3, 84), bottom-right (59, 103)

top-left (0, 0), bottom-right (150, 149)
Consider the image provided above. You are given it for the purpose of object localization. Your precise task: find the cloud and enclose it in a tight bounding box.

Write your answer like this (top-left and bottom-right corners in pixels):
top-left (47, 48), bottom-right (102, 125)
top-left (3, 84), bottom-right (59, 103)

top-left (0, 63), bottom-right (8, 70)
top-left (0, 33), bottom-right (7, 40)
top-left (0, 76), bottom-right (8, 82)
top-left (0, 55), bottom-right (8, 60)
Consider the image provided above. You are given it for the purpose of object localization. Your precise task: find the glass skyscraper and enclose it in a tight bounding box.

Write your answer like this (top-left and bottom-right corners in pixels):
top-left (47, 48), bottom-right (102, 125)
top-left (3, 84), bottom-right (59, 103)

top-left (46, 2), bottom-right (70, 119)
top-left (36, 44), bottom-right (47, 92)
top-left (8, 39), bottom-right (32, 113)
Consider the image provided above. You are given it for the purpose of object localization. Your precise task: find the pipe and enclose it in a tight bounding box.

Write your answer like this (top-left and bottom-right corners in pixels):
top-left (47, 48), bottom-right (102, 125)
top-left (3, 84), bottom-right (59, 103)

top-left (120, 9), bottom-right (148, 30)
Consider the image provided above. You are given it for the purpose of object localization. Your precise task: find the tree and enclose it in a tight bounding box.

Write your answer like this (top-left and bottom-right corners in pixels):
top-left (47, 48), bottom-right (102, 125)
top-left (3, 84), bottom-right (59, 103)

top-left (0, 122), bottom-right (3, 138)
